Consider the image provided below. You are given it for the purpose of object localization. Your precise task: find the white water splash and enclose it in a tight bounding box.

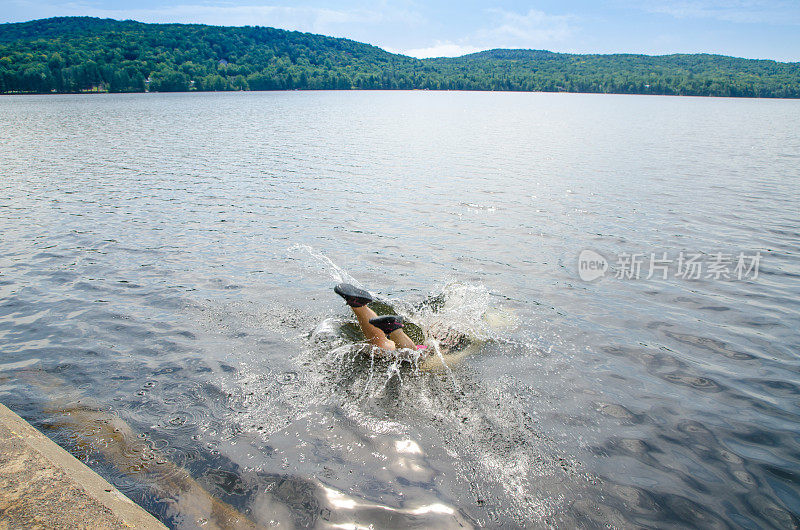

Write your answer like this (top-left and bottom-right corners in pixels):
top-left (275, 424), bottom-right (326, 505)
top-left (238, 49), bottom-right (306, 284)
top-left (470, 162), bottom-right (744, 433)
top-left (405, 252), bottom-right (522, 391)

top-left (405, 281), bottom-right (516, 345)
top-left (287, 244), bottom-right (365, 288)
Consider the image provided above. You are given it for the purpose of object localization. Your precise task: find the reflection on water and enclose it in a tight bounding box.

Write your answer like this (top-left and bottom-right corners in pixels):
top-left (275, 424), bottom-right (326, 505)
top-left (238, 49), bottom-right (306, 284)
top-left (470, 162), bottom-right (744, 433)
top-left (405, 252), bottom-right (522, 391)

top-left (0, 91), bottom-right (799, 528)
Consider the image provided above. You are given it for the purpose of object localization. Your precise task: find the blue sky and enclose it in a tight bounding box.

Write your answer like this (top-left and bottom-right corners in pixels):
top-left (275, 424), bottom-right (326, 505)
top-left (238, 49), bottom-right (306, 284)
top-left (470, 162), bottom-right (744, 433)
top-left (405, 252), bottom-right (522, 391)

top-left (4, 0), bottom-right (799, 61)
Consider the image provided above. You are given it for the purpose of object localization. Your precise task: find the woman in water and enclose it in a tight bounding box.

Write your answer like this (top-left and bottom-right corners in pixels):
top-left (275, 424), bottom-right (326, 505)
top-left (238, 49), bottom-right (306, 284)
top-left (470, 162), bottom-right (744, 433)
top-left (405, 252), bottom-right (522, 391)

top-left (333, 283), bottom-right (424, 352)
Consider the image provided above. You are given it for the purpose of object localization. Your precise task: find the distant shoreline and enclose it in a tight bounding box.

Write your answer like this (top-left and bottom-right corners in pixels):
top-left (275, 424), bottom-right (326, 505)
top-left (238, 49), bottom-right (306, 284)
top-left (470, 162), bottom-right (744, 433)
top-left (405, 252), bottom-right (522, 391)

top-left (2, 17), bottom-right (798, 99)
top-left (2, 88), bottom-right (799, 100)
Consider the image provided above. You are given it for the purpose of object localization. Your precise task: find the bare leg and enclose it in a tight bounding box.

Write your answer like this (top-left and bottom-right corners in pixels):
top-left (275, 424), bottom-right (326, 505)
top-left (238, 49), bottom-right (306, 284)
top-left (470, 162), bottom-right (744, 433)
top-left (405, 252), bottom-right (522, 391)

top-left (388, 329), bottom-right (417, 349)
top-left (335, 283), bottom-right (418, 351)
top-left (420, 344), bottom-right (475, 371)
top-left (351, 305), bottom-right (396, 350)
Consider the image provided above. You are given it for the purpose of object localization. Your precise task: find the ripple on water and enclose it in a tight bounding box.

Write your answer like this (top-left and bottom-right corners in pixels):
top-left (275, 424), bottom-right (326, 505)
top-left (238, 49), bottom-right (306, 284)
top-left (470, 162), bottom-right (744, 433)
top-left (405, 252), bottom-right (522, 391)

top-left (1, 92), bottom-right (799, 528)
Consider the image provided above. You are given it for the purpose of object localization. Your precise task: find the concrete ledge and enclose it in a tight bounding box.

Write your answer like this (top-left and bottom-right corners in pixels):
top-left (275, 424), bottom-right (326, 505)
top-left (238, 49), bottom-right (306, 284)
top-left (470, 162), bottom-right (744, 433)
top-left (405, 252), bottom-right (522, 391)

top-left (0, 403), bottom-right (166, 529)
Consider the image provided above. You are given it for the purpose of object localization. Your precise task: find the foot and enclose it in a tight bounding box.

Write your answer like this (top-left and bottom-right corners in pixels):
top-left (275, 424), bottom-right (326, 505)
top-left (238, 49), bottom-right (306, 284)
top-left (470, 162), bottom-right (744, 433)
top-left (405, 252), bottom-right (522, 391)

top-left (369, 315), bottom-right (404, 335)
top-left (334, 283), bottom-right (373, 307)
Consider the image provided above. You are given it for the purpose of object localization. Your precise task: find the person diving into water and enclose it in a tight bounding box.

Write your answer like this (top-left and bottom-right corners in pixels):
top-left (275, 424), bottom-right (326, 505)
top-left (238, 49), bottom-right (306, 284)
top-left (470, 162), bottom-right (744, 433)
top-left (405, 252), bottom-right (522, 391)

top-left (334, 283), bottom-right (426, 352)
top-left (333, 282), bottom-right (494, 369)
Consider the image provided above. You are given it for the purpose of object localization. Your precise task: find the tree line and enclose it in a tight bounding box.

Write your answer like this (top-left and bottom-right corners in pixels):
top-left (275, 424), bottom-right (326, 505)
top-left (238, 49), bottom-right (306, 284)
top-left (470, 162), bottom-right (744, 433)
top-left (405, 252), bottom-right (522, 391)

top-left (1, 17), bottom-right (798, 98)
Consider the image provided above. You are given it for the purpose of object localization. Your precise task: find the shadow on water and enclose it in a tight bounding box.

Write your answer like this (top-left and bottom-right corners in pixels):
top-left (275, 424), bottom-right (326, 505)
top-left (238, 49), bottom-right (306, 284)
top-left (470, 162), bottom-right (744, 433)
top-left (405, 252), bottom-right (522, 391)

top-left (8, 366), bottom-right (484, 528)
top-left (6, 369), bottom-right (260, 529)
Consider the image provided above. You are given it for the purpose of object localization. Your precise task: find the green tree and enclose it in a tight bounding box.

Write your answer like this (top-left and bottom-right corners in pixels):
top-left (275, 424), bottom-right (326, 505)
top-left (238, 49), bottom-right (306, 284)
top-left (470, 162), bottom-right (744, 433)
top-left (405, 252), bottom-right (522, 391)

top-left (0, 17), bottom-right (797, 98)
top-left (150, 69), bottom-right (189, 92)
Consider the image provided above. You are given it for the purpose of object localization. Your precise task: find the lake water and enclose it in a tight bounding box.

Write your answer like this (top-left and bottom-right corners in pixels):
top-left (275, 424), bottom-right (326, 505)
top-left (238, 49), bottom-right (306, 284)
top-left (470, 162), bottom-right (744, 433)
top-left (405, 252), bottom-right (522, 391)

top-left (1, 91), bottom-right (798, 528)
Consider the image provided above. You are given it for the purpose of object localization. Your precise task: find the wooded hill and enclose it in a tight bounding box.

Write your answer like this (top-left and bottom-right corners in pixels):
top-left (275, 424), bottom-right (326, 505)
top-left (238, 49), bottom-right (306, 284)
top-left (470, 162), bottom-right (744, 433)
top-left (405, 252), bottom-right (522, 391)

top-left (2, 17), bottom-right (798, 98)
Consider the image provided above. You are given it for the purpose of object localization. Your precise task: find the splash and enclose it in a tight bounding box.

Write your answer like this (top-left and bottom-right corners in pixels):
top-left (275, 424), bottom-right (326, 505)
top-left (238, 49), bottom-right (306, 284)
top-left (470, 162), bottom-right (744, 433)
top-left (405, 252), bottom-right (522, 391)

top-left (291, 245), bottom-right (519, 386)
top-left (287, 244), bottom-right (365, 288)
top-left (211, 245), bottom-right (581, 527)
top-left (406, 281), bottom-right (512, 344)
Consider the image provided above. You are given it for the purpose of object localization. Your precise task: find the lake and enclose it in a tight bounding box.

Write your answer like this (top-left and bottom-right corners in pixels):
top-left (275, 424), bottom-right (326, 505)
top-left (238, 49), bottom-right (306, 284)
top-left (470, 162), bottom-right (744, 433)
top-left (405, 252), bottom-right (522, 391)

top-left (1, 90), bottom-right (798, 528)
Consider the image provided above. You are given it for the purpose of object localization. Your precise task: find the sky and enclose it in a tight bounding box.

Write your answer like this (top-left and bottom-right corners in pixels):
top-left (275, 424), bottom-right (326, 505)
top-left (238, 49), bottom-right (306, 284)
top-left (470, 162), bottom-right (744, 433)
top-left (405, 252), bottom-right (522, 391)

top-left (3, 0), bottom-right (799, 62)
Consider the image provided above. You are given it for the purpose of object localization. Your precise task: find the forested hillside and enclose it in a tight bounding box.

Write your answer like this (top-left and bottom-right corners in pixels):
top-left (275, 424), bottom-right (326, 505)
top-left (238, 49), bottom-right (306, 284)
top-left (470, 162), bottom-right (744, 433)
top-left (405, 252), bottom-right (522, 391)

top-left (1, 17), bottom-right (798, 97)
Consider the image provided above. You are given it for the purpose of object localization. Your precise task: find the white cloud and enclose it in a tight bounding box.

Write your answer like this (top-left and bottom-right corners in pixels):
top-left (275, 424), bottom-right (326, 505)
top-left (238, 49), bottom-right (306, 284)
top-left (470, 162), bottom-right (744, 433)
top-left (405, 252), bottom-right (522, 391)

top-left (634, 0), bottom-right (800, 25)
top-left (402, 41), bottom-right (483, 58)
top-left (5, 1), bottom-right (422, 38)
top-left (396, 8), bottom-right (578, 59)
top-left (477, 8), bottom-right (578, 47)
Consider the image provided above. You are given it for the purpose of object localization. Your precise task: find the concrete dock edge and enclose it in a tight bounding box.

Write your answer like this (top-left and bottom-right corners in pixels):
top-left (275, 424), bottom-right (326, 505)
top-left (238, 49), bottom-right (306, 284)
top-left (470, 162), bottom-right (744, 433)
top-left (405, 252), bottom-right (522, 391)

top-left (0, 402), bottom-right (166, 529)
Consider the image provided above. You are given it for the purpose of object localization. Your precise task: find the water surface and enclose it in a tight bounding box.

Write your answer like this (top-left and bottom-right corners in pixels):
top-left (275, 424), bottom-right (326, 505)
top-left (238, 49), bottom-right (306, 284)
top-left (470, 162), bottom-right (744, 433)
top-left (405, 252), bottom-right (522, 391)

top-left (1, 91), bottom-right (799, 528)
